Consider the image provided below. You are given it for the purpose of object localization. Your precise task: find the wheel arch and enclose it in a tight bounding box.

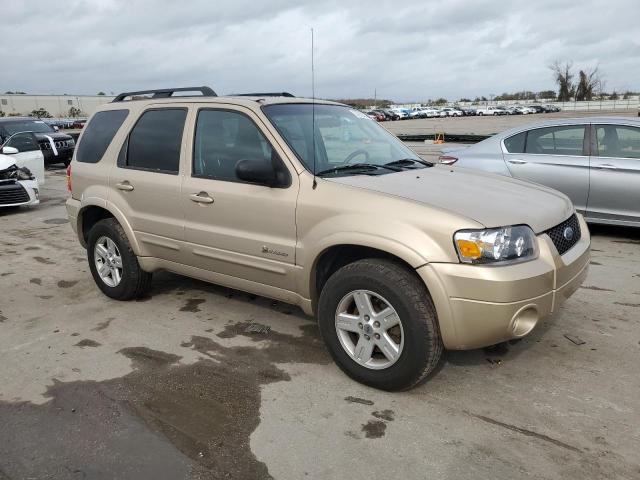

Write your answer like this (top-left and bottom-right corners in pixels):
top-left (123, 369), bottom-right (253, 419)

top-left (77, 201), bottom-right (141, 255)
top-left (308, 242), bottom-right (427, 316)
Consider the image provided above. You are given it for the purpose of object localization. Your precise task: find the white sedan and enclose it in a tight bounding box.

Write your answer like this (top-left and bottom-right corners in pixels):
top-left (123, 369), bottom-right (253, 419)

top-left (0, 132), bottom-right (45, 207)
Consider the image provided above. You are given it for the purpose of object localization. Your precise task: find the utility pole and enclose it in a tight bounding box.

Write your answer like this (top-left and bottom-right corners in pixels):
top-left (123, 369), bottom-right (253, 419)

top-left (374, 88), bottom-right (377, 108)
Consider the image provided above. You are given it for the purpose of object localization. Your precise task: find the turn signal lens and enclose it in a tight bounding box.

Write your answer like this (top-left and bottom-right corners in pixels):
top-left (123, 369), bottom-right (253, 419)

top-left (456, 239), bottom-right (482, 259)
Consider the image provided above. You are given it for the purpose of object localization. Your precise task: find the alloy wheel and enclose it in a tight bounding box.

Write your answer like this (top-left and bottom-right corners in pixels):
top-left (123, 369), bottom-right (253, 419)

top-left (334, 289), bottom-right (404, 370)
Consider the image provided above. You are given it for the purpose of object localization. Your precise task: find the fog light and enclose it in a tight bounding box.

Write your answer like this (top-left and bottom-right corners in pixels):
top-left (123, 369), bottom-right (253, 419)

top-left (33, 188), bottom-right (39, 199)
top-left (510, 305), bottom-right (538, 337)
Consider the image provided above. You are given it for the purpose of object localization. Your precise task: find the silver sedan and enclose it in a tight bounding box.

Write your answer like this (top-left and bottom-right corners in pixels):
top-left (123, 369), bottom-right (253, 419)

top-left (440, 117), bottom-right (640, 227)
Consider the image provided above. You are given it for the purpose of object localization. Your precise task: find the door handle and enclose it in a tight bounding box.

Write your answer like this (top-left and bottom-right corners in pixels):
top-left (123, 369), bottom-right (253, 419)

top-left (189, 191), bottom-right (214, 204)
top-left (116, 181), bottom-right (134, 191)
top-left (594, 164), bottom-right (617, 170)
top-left (507, 159), bottom-right (527, 165)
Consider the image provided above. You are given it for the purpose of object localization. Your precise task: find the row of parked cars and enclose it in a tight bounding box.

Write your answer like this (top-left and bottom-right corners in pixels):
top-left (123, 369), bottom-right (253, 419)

top-left (45, 118), bottom-right (87, 129)
top-left (365, 104), bottom-right (561, 120)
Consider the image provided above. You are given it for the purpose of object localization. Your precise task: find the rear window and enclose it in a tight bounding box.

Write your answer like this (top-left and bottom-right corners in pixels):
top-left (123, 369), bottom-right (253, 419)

top-left (123, 108), bottom-right (186, 174)
top-left (503, 131), bottom-right (526, 153)
top-left (76, 110), bottom-right (129, 163)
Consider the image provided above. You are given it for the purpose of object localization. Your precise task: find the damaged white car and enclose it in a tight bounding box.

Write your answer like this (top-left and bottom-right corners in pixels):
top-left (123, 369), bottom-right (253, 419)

top-left (0, 131), bottom-right (45, 207)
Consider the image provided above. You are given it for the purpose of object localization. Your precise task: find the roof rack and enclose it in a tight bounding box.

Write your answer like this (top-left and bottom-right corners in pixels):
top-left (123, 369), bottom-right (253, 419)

top-left (234, 92), bottom-right (295, 98)
top-left (112, 86), bottom-right (217, 102)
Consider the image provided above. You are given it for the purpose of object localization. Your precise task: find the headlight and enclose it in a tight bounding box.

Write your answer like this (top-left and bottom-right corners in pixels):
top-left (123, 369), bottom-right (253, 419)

top-left (454, 225), bottom-right (538, 264)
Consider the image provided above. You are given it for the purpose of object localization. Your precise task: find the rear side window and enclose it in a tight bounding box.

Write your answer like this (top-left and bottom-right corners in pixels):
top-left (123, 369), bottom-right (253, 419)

top-left (596, 125), bottom-right (640, 159)
top-left (503, 131), bottom-right (526, 153)
top-left (124, 109), bottom-right (186, 174)
top-left (525, 125), bottom-right (586, 156)
top-left (76, 109), bottom-right (129, 163)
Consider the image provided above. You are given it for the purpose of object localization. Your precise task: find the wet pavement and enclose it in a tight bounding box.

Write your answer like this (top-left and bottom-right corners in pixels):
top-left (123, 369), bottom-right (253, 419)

top-left (0, 167), bottom-right (639, 479)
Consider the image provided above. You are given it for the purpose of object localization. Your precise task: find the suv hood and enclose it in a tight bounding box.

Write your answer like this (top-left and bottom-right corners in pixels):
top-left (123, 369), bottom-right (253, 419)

top-left (34, 132), bottom-right (73, 141)
top-left (326, 165), bottom-right (574, 233)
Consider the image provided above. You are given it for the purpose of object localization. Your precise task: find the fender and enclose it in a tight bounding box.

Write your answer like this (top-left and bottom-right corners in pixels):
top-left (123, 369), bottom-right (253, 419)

top-left (299, 231), bottom-right (430, 301)
top-left (77, 198), bottom-right (142, 255)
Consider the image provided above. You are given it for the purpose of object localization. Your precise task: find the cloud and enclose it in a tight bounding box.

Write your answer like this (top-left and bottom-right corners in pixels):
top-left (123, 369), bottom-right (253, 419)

top-left (3, 0), bottom-right (639, 101)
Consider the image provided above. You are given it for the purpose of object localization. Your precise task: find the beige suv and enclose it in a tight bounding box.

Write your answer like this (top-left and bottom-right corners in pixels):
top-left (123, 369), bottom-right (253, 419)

top-left (66, 87), bottom-right (590, 390)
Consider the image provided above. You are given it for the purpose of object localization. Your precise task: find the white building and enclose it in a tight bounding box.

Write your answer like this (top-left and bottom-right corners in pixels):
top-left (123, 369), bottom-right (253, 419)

top-left (0, 94), bottom-right (115, 118)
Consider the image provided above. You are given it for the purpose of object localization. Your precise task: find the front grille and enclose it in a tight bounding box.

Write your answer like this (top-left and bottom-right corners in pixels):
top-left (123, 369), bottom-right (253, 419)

top-left (544, 213), bottom-right (581, 255)
top-left (39, 139), bottom-right (73, 150)
top-left (0, 183), bottom-right (30, 205)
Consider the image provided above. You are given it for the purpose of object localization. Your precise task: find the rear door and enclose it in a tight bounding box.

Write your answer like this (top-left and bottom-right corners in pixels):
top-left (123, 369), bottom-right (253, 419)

top-left (587, 123), bottom-right (640, 224)
top-left (502, 124), bottom-right (590, 211)
top-left (180, 106), bottom-right (299, 291)
top-left (110, 107), bottom-right (188, 262)
top-left (2, 132), bottom-right (45, 184)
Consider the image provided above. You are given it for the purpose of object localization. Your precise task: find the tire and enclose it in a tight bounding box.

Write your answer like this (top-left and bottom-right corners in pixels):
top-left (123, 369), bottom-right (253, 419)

top-left (478, 112), bottom-right (483, 116)
top-left (317, 258), bottom-right (443, 391)
top-left (87, 218), bottom-right (152, 300)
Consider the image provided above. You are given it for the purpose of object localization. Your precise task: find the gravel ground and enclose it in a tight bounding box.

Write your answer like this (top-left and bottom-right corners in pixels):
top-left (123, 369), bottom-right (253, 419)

top-left (0, 164), bottom-right (639, 479)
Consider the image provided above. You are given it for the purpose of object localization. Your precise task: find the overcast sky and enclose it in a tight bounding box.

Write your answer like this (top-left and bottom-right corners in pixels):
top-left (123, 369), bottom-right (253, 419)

top-left (3, 0), bottom-right (639, 101)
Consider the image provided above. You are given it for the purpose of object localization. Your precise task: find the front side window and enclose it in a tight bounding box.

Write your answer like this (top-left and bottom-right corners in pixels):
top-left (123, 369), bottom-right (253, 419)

top-left (124, 109), bottom-right (186, 174)
top-left (193, 109), bottom-right (276, 182)
top-left (596, 124), bottom-right (640, 159)
top-left (525, 125), bottom-right (586, 156)
top-left (5, 132), bottom-right (39, 152)
top-left (76, 109), bottom-right (129, 163)
top-left (263, 104), bottom-right (425, 176)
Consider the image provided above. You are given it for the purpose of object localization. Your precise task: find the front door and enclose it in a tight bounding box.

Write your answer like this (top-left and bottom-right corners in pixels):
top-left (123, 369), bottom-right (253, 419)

top-left (587, 123), bottom-right (640, 225)
top-left (109, 107), bottom-right (188, 261)
top-left (503, 124), bottom-right (589, 212)
top-left (181, 107), bottom-right (299, 291)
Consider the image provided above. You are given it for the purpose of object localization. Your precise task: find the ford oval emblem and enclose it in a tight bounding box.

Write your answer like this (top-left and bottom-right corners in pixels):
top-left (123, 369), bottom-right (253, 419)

top-left (563, 226), bottom-right (574, 241)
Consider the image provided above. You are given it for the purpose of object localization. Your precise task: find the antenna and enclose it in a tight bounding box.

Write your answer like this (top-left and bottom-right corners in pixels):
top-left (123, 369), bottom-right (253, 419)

top-left (311, 27), bottom-right (317, 190)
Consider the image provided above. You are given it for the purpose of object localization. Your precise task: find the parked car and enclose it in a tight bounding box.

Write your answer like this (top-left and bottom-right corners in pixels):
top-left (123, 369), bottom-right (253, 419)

top-left (380, 109), bottom-right (399, 121)
top-left (512, 105), bottom-right (533, 114)
top-left (0, 134), bottom-right (44, 207)
top-left (457, 107), bottom-right (476, 116)
top-left (475, 106), bottom-right (508, 116)
top-left (67, 87), bottom-right (590, 391)
top-left (409, 107), bottom-right (426, 118)
top-left (440, 107), bottom-right (463, 117)
top-left (72, 119), bottom-right (87, 129)
top-left (0, 117), bottom-right (75, 166)
top-left (439, 117), bottom-right (640, 227)
top-left (364, 111), bottom-right (384, 121)
top-left (390, 108), bottom-right (409, 119)
top-left (544, 104), bottom-right (561, 113)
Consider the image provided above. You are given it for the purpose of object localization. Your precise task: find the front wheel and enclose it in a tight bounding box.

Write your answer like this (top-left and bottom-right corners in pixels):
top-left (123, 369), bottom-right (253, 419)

top-left (317, 259), bottom-right (443, 391)
top-left (87, 218), bottom-right (152, 300)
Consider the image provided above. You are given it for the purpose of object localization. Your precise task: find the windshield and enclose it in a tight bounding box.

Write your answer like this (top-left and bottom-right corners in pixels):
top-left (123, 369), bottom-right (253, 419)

top-left (263, 104), bottom-right (424, 175)
top-left (3, 120), bottom-right (55, 135)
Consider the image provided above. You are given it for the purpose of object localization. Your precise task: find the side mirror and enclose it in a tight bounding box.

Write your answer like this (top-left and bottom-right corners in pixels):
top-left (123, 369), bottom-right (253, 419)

top-left (236, 159), bottom-right (278, 187)
top-left (2, 146), bottom-right (19, 155)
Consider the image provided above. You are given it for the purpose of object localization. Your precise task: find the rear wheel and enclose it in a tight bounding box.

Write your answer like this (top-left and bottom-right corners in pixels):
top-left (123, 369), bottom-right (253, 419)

top-left (318, 259), bottom-right (443, 391)
top-left (87, 218), bottom-right (151, 300)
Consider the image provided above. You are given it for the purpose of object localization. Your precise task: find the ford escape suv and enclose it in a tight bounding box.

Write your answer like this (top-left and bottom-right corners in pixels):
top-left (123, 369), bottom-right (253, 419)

top-left (66, 87), bottom-right (590, 391)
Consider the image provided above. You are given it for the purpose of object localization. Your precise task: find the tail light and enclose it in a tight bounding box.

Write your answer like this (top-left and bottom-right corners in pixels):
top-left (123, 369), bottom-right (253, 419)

top-left (66, 164), bottom-right (72, 193)
top-left (439, 155), bottom-right (458, 165)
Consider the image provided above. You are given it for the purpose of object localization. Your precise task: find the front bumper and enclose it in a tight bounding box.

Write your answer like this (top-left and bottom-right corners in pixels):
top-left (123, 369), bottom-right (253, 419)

top-left (0, 179), bottom-right (39, 207)
top-left (418, 214), bottom-right (591, 349)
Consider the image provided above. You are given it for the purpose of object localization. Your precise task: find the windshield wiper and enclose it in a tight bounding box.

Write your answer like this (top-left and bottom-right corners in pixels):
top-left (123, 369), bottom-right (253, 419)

top-left (316, 163), bottom-right (400, 176)
top-left (384, 158), bottom-right (434, 168)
